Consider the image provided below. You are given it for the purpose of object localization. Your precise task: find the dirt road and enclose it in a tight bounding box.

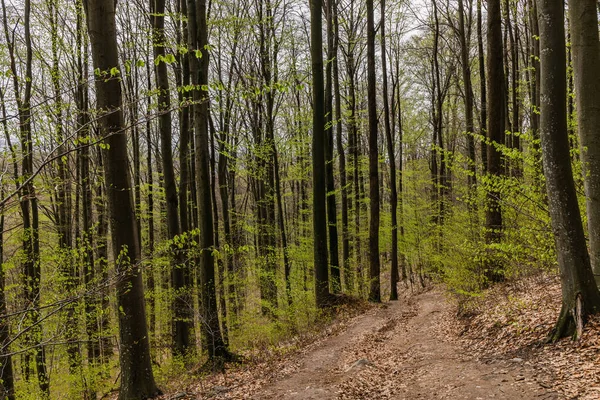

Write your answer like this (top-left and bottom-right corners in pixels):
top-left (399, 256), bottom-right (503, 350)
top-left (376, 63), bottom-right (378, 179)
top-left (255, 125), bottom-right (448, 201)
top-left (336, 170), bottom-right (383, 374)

top-left (253, 290), bottom-right (558, 400)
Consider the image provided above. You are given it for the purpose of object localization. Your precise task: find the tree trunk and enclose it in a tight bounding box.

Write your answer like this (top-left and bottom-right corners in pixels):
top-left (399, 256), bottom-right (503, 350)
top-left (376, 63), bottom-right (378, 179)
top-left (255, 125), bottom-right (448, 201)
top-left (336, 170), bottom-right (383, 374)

top-left (187, 0), bottom-right (229, 359)
top-left (325, 0), bottom-right (341, 293)
top-left (367, 0), bottom-right (380, 302)
top-left (311, 0), bottom-right (331, 307)
top-left (568, 0), bottom-right (600, 287)
top-left (536, 0), bottom-right (600, 341)
top-left (381, 0), bottom-right (398, 300)
top-left (458, 0), bottom-right (476, 188)
top-left (152, 0), bottom-right (190, 356)
top-left (333, 0), bottom-right (350, 293)
top-left (83, 1), bottom-right (159, 397)
top-left (477, 0), bottom-right (487, 172)
top-left (0, 184), bottom-right (14, 400)
top-left (485, 0), bottom-right (505, 282)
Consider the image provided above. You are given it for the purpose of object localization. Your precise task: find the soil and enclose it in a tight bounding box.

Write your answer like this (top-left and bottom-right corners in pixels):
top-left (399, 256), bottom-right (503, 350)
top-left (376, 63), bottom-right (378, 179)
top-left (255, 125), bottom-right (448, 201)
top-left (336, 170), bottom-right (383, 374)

top-left (250, 289), bottom-right (559, 400)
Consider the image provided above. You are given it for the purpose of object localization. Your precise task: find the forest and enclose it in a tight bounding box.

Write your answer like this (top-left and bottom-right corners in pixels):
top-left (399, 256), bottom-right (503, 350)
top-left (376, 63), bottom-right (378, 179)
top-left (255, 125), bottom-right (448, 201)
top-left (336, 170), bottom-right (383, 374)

top-left (0, 0), bottom-right (599, 398)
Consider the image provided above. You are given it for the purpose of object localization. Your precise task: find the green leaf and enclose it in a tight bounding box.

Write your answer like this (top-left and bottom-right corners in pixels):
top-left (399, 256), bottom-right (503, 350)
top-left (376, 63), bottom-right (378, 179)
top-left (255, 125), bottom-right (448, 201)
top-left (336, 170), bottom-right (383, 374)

top-left (110, 67), bottom-right (120, 76)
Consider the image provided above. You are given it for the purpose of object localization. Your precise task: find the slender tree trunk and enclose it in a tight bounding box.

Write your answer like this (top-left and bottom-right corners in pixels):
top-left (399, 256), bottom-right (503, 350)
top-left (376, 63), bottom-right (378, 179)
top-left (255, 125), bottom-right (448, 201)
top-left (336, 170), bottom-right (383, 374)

top-left (152, 0), bottom-right (190, 355)
top-left (0, 183), bottom-right (14, 400)
top-left (333, 0), bottom-right (350, 292)
top-left (477, 0), bottom-right (487, 172)
top-left (381, 0), bottom-right (398, 300)
top-left (187, 0), bottom-right (229, 359)
top-left (367, 0), bottom-right (380, 302)
top-left (458, 0), bottom-right (476, 188)
top-left (325, 0), bottom-right (341, 293)
top-left (145, 49), bottom-right (156, 337)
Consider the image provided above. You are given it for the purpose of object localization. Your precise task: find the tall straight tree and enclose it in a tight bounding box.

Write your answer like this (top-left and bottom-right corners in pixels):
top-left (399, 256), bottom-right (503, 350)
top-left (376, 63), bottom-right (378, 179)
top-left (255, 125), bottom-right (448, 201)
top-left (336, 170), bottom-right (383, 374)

top-left (568, 0), bottom-right (600, 286)
top-left (477, 0), bottom-right (487, 170)
top-left (536, 0), bottom-right (600, 340)
top-left (151, 0), bottom-right (190, 355)
top-left (485, 0), bottom-right (505, 282)
top-left (0, 182), bottom-right (14, 400)
top-left (83, 0), bottom-right (159, 398)
top-left (325, 0), bottom-right (341, 293)
top-left (311, 0), bottom-right (330, 307)
top-left (458, 0), bottom-right (476, 188)
top-left (381, 0), bottom-right (399, 300)
top-left (332, 0), bottom-right (350, 292)
top-left (187, 0), bottom-right (230, 358)
top-left (367, 0), bottom-right (380, 302)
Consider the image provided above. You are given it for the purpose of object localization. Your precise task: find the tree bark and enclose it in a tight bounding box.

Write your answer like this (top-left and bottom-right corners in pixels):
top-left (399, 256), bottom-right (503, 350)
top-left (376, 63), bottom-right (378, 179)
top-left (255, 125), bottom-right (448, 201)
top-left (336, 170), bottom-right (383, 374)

top-left (381, 0), bottom-right (398, 300)
top-left (485, 0), bottom-right (505, 282)
top-left (367, 0), bottom-right (380, 302)
top-left (477, 0), bottom-right (487, 172)
top-left (333, 0), bottom-right (350, 292)
top-left (568, 0), bottom-right (600, 287)
top-left (187, 0), bottom-right (230, 359)
top-left (536, 0), bottom-right (600, 341)
top-left (311, 0), bottom-right (331, 307)
top-left (152, 0), bottom-right (190, 356)
top-left (83, 0), bottom-right (159, 397)
top-left (0, 184), bottom-right (14, 400)
top-left (458, 0), bottom-right (476, 188)
top-left (325, 0), bottom-right (341, 293)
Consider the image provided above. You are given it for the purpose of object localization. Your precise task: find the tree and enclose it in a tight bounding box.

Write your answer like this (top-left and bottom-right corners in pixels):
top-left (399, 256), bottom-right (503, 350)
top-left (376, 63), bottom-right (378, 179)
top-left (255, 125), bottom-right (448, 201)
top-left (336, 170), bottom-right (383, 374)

top-left (568, 0), bottom-right (600, 287)
top-left (381, 0), bottom-right (399, 300)
top-left (151, 0), bottom-right (191, 355)
top-left (485, 0), bottom-right (505, 282)
top-left (332, 0), bottom-right (351, 292)
top-left (311, 0), bottom-right (330, 307)
top-left (457, 0), bottom-right (476, 188)
top-left (187, 0), bottom-right (230, 359)
top-left (0, 181), bottom-right (14, 400)
top-left (367, 0), bottom-right (380, 302)
top-left (325, 0), bottom-right (341, 293)
top-left (83, 0), bottom-right (159, 397)
top-left (536, 0), bottom-right (600, 341)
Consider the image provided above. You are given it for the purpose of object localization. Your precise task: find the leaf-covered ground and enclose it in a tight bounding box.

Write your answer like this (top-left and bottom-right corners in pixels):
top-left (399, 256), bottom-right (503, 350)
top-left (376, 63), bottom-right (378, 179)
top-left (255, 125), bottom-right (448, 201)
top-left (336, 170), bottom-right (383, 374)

top-left (449, 274), bottom-right (600, 400)
top-left (155, 277), bottom-right (600, 399)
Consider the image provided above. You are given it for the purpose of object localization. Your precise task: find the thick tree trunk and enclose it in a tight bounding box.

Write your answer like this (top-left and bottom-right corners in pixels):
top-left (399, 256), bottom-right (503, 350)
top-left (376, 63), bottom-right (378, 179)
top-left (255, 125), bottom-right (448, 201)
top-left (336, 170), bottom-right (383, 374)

top-left (568, 0), bottom-right (600, 287)
top-left (485, 0), bottom-right (505, 283)
top-left (311, 0), bottom-right (331, 307)
top-left (83, 1), bottom-right (159, 397)
top-left (536, 0), bottom-right (600, 341)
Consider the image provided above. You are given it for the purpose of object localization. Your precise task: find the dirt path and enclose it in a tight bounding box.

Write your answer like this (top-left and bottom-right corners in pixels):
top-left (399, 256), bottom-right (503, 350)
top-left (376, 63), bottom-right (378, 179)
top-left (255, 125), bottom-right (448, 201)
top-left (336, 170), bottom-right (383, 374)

top-left (253, 290), bottom-right (558, 400)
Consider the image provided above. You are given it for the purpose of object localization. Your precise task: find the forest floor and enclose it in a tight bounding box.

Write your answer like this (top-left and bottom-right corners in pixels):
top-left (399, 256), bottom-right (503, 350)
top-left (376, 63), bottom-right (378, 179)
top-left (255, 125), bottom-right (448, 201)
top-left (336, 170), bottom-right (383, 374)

top-left (161, 275), bottom-right (600, 399)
